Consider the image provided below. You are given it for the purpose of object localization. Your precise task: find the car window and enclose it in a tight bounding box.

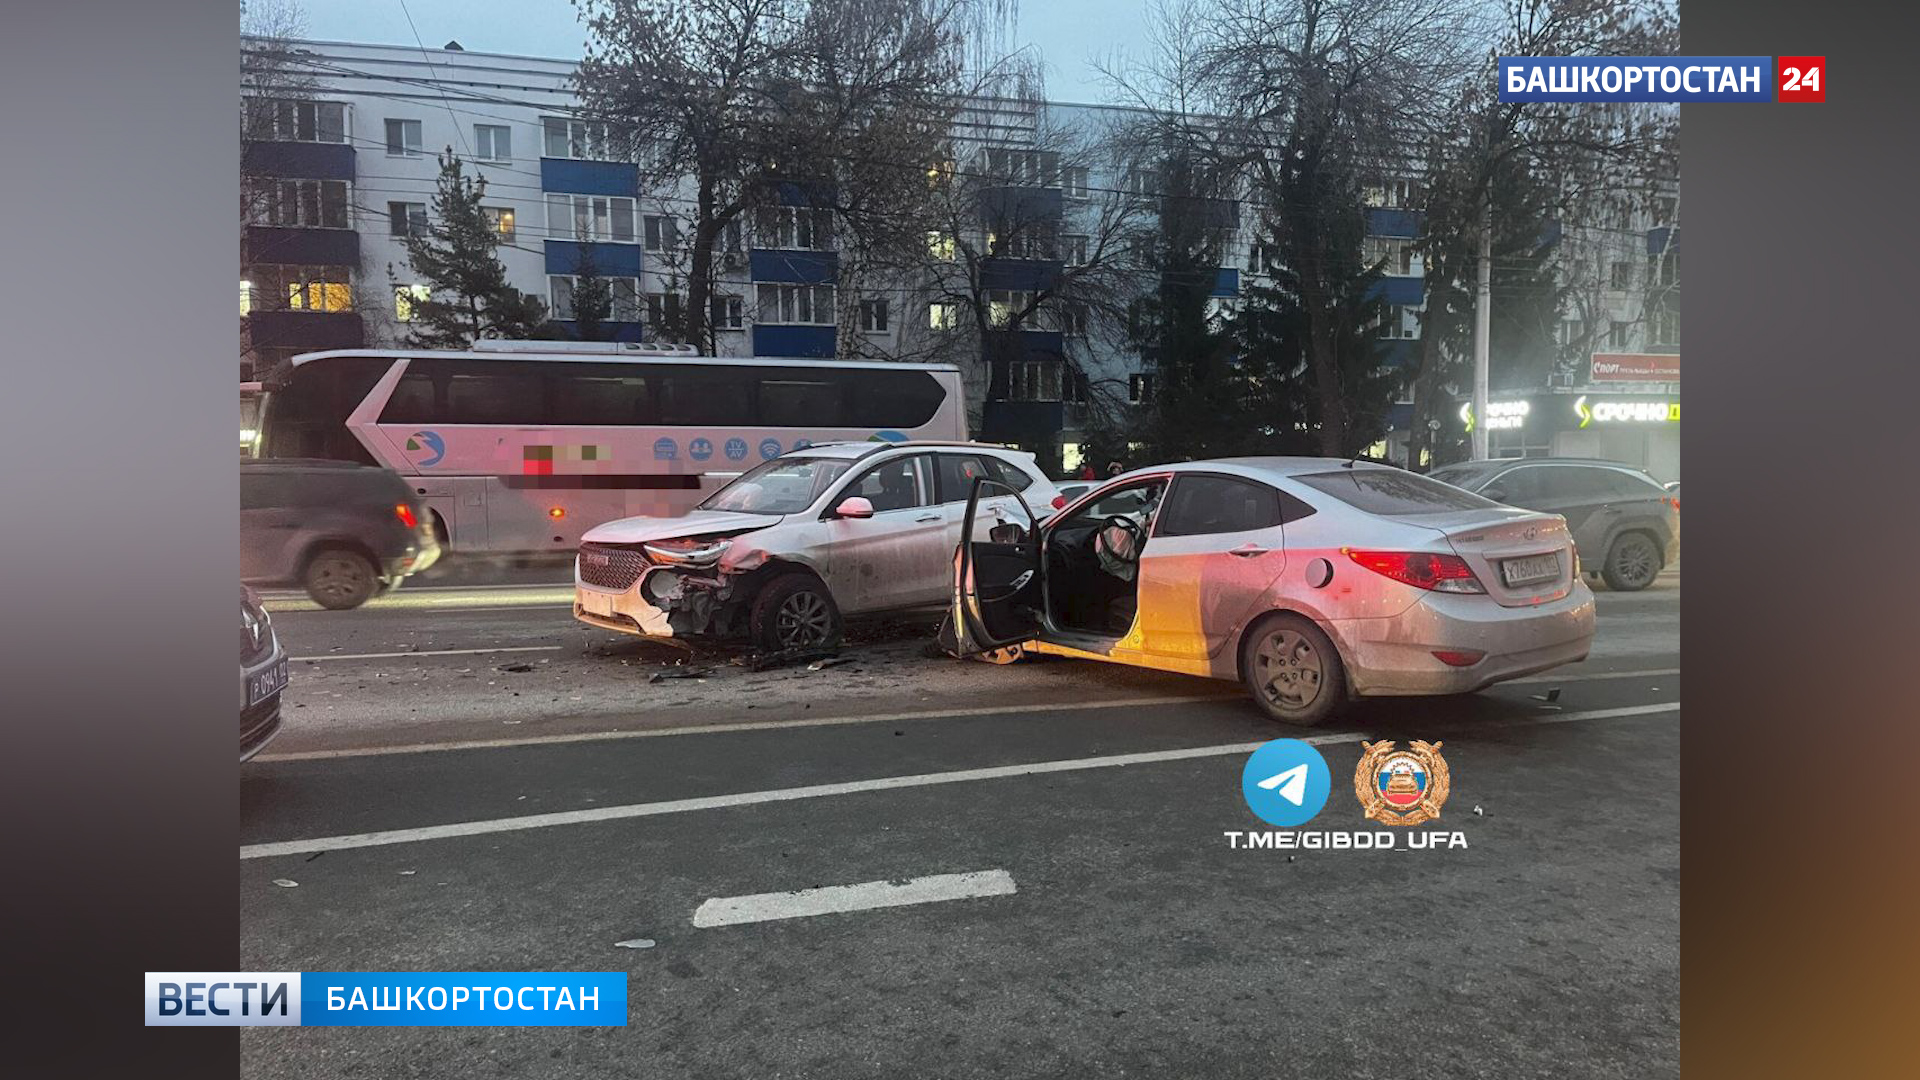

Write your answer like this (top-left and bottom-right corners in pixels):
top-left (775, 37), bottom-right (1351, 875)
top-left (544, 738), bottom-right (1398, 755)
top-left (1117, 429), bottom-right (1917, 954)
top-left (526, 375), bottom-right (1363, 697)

top-left (1156, 475), bottom-right (1284, 537)
top-left (1061, 478), bottom-right (1170, 531)
top-left (981, 454), bottom-right (1035, 493)
top-left (700, 457), bottom-right (852, 515)
top-left (1600, 469), bottom-right (1666, 499)
top-left (1537, 467), bottom-right (1624, 500)
top-left (933, 454), bottom-right (996, 503)
top-left (1485, 466), bottom-right (1546, 502)
top-left (1293, 469), bottom-right (1501, 515)
top-left (845, 454), bottom-right (928, 512)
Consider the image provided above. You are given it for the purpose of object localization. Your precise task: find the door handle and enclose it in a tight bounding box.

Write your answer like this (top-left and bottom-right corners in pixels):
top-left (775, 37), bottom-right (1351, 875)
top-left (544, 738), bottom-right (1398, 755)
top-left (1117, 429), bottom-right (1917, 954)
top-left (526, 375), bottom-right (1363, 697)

top-left (1229, 545), bottom-right (1271, 558)
top-left (914, 514), bottom-right (942, 523)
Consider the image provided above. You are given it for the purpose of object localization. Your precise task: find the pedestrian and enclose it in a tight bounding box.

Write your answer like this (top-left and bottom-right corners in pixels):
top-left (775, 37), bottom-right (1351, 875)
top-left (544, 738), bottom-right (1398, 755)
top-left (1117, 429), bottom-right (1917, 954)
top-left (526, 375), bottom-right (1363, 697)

top-left (1077, 461), bottom-right (1097, 481)
top-left (1105, 459), bottom-right (1124, 479)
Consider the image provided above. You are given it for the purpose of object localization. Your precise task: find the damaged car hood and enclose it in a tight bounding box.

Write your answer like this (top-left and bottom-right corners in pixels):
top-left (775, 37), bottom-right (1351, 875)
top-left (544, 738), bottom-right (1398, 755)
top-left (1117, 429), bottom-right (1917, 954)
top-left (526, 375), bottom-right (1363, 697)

top-left (582, 509), bottom-right (782, 545)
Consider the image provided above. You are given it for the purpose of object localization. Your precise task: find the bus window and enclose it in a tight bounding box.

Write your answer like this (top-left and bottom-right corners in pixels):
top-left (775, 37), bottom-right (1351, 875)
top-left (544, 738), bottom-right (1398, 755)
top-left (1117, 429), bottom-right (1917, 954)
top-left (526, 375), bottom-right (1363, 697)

top-left (849, 369), bottom-right (944, 428)
top-left (759, 376), bottom-right (846, 427)
top-left (659, 367), bottom-right (753, 425)
top-left (380, 358), bottom-right (549, 425)
top-left (260, 356), bottom-right (390, 464)
top-left (550, 371), bottom-right (657, 426)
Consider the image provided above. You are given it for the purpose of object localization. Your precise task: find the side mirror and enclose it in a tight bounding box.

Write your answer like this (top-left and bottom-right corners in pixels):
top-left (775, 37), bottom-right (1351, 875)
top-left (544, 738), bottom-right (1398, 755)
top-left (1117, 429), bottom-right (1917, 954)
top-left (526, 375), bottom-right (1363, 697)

top-left (989, 522), bottom-right (1026, 544)
top-left (833, 496), bottom-right (875, 520)
top-left (1482, 484), bottom-right (1508, 502)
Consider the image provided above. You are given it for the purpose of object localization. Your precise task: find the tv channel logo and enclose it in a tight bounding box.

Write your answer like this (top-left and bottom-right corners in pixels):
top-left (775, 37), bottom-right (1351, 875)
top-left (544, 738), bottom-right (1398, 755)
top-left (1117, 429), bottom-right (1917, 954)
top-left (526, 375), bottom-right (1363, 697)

top-left (1240, 739), bottom-right (1332, 827)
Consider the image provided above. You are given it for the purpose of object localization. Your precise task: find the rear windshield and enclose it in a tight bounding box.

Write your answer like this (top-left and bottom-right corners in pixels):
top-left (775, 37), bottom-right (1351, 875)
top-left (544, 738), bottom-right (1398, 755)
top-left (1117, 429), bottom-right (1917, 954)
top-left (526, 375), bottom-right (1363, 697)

top-left (1293, 469), bottom-right (1502, 515)
top-left (1427, 463), bottom-right (1501, 490)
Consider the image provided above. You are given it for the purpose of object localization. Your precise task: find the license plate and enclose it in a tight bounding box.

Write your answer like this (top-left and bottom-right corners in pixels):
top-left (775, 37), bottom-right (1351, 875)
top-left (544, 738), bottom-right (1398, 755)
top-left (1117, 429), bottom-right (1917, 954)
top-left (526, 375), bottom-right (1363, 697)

top-left (248, 657), bottom-right (289, 705)
top-left (1501, 553), bottom-right (1561, 587)
top-left (581, 590), bottom-right (615, 616)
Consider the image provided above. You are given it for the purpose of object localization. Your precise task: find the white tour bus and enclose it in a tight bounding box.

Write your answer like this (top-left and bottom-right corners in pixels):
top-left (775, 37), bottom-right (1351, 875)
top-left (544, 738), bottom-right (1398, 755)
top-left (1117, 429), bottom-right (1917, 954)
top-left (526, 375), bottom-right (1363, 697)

top-left (251, 342), bottom-right (968, 553)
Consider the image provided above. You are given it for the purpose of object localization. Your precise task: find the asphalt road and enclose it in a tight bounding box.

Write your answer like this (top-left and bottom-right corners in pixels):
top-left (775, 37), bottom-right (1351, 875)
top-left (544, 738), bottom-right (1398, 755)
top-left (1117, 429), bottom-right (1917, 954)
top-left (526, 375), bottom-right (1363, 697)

top-left (240, 572), bottom-right (1679, 1078)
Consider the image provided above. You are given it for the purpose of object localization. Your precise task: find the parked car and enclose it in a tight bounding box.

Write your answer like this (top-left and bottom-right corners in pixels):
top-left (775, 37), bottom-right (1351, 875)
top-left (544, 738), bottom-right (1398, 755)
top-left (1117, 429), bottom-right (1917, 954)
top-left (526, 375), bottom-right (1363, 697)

top-left (575, 441), bottom-right (1064, 651)
top-left (1427, 458), bottom-right (1679, 591)
top-left (241, 585), bottom-right (288, 761)
top-left (1055, 481), bottom-right (1093, 504)
top-left (241, 459), bottom-right (441, 609)
top-left (947, 458), bottom-right (1596, 726)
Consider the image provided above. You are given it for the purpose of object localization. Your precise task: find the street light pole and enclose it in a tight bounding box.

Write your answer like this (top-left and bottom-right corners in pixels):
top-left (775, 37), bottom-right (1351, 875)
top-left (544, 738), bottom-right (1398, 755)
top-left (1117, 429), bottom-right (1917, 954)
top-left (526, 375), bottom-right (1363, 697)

top-left (1471, 197), bottom-right (1492, 461)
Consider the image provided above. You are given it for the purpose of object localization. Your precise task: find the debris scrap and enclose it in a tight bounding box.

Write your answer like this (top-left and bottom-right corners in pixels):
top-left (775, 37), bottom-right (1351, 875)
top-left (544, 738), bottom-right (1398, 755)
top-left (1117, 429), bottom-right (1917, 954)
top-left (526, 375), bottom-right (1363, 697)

top-left (614, 938), bottom-right (657, 950)
top-left (649, 667), bottom-right (714, 683)
top-left (272, 879), bottom-right (299, 888)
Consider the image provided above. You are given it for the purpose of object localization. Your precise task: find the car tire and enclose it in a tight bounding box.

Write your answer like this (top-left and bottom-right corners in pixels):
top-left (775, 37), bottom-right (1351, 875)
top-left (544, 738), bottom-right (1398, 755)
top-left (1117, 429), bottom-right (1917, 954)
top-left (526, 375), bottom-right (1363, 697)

top-left (304, 547), bottom-right (379, 610)
top-left (1240, 613), bottom-right (1347, 727)
top-left (1600, 532), bottom-right (1662, 592)
top-left (751, 573), bottom-right (843, 652)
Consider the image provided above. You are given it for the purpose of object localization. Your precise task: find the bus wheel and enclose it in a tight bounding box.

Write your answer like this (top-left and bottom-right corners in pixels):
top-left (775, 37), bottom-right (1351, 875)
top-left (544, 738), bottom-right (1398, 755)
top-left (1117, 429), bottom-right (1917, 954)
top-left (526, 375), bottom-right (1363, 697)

top-left (751, 574), bottom-right (843, 652)
top-left (304, 547), bottom-right (379, 610)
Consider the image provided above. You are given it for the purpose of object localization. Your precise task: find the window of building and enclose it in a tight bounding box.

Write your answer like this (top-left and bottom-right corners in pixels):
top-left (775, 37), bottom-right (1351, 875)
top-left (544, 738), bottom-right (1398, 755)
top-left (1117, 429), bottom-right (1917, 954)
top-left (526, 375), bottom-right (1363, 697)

top-left (1363, 237), bottom-right (1417, 276)
top-left (394, 284), bottom-right (431, 321)
top-left (983, 148), bottom-right (1059, 187)
top-left (251, 178), bottom-right (349, 229)
top-left (1062, 301), bottom-right (1089, 337)
top-left (1008, 360), bottom-right (1062, 402)
top-left (1648, 249), bottom-right (1680, 288)
top-left (989, 226), bottom-right (1055, 261)
top-left (482, 206), bottom-right (515, 242)
top-left (1376, 305), bottom-right (1416, 340)
top-left (1559, 319), bottom-right (1585, 346)
top-left (1651, 306), bottom-right (1680, 346)
top-left (1363, 177), bottom-right (1421, 208)
top-left (645, 291), bottom-right (683, 331)
top-left (926, 231), bottom-right (957, 261)
top-left (1608, 319), bottom-right (1630, 349)
top-left (755, 283), bottom-right (835, 325)
top-left (755, 206), bottom-right (833, 250)
top-left (1610, 261), bottom-right (1634, 289)
top-left (1062, 166), bottom-right (1089, 200)
top-left (1129, 372), bottom-right (1157, 403)
top-left (986, 289), bottom-right (1033, 329)
top-left (543, 117), bottom-right (610, 160)
top-left (246, 98), bottom-right (347, 143)
top-left (929, 301), bottom-right (961, 331)
top-left (1124, 167), bottom-right (1155, 196)
top-left (284, 266), bottom-right (352, 312)
top-left (643, 214), bottom-right (677, 252)
top-left (710, 295), bottom-right (745, 330)
top-left (385, 118), bottom-right (422, 156)
top-left (860, 298), bottom-right (889, 333)
top-left (474, 124), bottom-right (512, 161)
top-left (240, 280), bottom-right (253, 317)
top-left (545, 193), bottom-right (637, 244)
top-left (547, 275), bottom-right (640, 322)
top-left (722, 219), bottom-right (743, 253)
top-left (1062, 234), bottom-right (1089, 266)
top-left (388, 201), bottom-right (428, 237)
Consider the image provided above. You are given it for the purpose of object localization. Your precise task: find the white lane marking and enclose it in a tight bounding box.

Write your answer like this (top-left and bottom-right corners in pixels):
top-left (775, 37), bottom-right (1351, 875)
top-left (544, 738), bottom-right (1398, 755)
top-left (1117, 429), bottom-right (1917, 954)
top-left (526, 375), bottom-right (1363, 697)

top-left (1509, 667), bottom-right (1680, 684)
top-left (239, 730), bottom-right (1370, 860)
top-left (261, 582), bottom-right (572, 598)
top-left (249, 692), bottom-right (1243, 762)
top-left (692, 870), bottom-right (1016, 929)
top-left (265, 603), bottom-right (574, 616)
top-left (292, 645), bottom-right (564, 663)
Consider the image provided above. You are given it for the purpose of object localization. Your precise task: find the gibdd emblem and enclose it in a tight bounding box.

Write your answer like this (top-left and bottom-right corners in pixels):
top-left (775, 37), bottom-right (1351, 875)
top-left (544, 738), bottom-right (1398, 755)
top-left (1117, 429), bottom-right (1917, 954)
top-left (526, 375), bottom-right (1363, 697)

top-left (1354, 740), bottom-right (1451, 826)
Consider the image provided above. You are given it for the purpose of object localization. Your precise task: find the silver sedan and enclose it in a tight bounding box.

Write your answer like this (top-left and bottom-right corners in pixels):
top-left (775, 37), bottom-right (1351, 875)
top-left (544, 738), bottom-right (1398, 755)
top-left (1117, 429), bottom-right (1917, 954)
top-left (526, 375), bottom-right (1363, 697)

top-left (949, 458), bottom-right (1596, 725)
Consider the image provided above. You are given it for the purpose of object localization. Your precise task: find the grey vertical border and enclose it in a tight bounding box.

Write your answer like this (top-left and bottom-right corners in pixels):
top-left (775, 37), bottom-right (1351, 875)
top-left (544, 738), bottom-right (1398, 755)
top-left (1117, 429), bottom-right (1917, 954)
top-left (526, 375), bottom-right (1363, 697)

top-left (0, 0), bottom-right (239, 1072)
top-left (1686, 1), bottom-right (1919, 1075)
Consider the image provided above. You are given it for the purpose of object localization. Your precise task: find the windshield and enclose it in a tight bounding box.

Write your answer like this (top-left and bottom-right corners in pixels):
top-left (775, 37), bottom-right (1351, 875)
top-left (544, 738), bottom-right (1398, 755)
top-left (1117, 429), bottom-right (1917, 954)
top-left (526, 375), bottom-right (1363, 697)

top-left (699, 457), bottom-right (853, 515)
top-left (1294, 468), bottom-right (1503, 515)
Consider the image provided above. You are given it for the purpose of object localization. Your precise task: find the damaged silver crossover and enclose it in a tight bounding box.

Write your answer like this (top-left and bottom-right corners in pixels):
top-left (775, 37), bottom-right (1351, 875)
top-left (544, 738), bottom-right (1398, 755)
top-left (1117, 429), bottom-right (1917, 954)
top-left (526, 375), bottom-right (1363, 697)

top-left (575, 441), bottom-right (1062, 651)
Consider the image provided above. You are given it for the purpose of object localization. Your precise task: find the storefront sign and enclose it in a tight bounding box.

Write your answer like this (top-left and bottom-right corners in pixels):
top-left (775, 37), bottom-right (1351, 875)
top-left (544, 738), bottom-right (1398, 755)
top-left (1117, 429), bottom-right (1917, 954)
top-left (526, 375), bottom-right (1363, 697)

top-left (1590, 353), bottom-right (1679, 382)
top-left (1575, 395), bottom-right (1679, 427)
top-left (1459, 400), bottom-right (1529, 432)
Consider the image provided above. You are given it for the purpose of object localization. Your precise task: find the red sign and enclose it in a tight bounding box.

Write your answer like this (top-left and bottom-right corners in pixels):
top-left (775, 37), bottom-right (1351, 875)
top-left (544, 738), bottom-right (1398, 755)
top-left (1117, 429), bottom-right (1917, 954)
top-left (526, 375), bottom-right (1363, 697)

top-left (1590, 353), bottom-right (1679, 383)
top-left (1777, 56), bottom-right (1825, 103)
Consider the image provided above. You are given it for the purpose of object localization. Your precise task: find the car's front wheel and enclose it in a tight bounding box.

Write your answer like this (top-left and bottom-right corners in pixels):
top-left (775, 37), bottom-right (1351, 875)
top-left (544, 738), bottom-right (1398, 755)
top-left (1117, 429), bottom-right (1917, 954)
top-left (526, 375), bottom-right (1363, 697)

top-left (304, 547), bottom-right (378, 610)
top-left (1240, 613), bottom-right (1347, 727)
top-left (750, 573), bottom-right (843, 652)
top-left (1601, 532), bottom-right (1662, 591)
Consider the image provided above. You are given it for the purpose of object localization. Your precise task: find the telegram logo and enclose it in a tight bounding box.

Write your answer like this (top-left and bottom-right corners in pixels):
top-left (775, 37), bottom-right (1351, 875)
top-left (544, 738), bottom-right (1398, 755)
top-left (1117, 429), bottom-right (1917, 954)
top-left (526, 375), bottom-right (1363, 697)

top-left (1239, 739), bottom-right (1333, 828)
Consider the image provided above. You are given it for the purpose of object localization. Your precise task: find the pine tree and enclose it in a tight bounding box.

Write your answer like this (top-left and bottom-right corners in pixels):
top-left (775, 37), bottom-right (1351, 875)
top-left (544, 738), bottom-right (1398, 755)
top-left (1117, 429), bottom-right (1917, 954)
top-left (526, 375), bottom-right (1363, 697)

top-left (393, 152), bottom-right (549, 347)
top-left (568, 243), bottom-right (614, 342)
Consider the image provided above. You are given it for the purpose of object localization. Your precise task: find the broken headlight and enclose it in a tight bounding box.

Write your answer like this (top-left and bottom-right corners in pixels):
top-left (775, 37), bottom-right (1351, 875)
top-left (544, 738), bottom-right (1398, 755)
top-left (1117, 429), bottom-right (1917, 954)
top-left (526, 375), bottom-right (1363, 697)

top-left (642, 537), bottom-right (732, 567)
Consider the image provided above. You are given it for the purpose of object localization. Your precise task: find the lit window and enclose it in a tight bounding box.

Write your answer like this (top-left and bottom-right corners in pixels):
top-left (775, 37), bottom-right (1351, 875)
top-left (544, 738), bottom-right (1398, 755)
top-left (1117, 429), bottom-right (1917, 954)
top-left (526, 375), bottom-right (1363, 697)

top-left (395, 284), bottom-right (431, 321)
top-left (239, 280), bottom-right (252, 317)
top-left (929, 302), bottom-right (961, 331)
top-left (926, 231), bottom-right (957, 261)
top-left (483, 206), bottom-right (515, 242)
top-left (284, 267), bottom-right (352, 312)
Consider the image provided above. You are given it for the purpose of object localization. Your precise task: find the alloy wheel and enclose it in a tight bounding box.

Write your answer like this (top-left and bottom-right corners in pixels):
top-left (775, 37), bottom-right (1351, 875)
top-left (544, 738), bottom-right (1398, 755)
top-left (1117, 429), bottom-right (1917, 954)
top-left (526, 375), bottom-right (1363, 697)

top-left (1610, 536), bottom-right (1659, 589)
top-left (776, 590), bottom-right (833, 648)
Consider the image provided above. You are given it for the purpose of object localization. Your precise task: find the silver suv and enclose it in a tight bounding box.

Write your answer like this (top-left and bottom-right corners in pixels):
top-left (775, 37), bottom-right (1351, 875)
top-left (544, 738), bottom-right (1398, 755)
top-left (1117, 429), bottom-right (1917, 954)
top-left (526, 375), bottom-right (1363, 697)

top-left (575, 441), bottom-right (1062, 650)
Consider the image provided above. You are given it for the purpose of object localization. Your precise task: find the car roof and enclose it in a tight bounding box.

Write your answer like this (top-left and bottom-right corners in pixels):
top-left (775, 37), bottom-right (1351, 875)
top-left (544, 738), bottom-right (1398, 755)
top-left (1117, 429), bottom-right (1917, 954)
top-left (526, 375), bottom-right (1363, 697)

top-left (1111, 457), bottom-right (1406, 482)
top-left (778, 440), bottom-right (1035, 462)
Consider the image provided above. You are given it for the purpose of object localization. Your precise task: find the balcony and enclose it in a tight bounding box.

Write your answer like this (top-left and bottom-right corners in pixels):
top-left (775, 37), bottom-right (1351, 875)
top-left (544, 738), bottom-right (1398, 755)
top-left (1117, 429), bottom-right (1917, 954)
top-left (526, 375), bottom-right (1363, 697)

top-left (244, 226), bottom-right (359, 267)
top-left (241, 141), bottom-right (355, 182)
top-left (243, 310), bottom-right (365, 351)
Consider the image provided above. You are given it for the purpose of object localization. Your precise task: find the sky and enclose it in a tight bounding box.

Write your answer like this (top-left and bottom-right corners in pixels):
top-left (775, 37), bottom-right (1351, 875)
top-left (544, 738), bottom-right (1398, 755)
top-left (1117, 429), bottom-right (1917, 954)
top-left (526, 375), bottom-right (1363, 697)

top-left (296, 0), bottom-right (1146, 104)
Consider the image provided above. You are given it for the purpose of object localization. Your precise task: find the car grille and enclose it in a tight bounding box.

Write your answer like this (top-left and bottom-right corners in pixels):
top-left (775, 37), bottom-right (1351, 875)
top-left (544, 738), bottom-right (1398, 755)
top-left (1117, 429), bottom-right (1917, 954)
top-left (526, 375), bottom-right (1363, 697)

top-left (578, 543), bottom-right (648, 591)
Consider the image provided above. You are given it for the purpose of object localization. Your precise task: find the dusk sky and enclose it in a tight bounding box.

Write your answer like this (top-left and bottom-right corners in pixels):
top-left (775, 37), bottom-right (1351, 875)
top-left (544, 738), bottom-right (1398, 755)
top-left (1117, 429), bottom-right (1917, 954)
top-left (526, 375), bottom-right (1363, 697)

top-left (298, 0), bottom-right (1146, 104)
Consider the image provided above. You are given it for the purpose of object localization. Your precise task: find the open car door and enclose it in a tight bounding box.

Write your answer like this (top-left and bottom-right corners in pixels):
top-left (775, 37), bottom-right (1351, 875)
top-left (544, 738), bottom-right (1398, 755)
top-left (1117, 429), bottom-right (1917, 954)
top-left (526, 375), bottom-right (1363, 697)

top-left (946, 476), bottom-right (1043, 656)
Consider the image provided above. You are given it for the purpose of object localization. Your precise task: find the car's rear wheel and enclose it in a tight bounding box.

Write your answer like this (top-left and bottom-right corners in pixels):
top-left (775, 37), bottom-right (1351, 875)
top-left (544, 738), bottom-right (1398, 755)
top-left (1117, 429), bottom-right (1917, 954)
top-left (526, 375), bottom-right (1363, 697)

top-left (1601, 532), bottom-right (1662, 591)
top-left (1240, 613), bottom-right (1346, 727)
top-left (751, 573), bottom-right (843, 652)
top-left (304, 547), bottom-right (378, 610)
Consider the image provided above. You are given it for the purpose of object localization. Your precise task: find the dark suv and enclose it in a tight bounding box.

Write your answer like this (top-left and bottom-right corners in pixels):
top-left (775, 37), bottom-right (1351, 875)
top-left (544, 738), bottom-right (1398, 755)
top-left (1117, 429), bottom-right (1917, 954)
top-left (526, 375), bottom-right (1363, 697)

top-left (1429, 458), bottom-right (1679, 591)
top-left (241, 460), bottom-right (441, 609)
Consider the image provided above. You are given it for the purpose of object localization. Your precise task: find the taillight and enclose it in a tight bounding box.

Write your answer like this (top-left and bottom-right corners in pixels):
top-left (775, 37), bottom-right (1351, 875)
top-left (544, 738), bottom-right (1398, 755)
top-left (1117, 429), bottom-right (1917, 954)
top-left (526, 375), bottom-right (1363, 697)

top-left (1432, 649), bottom-right (1485, 667)
top-left (394, 503), bottom-right (419, 529)
top-left (1345, 549), bottom-right (1486, 593)
top-left (1052, 494), bottom-right (1068, 510)
top-left (1667, 496), bottom-right (1680, 511)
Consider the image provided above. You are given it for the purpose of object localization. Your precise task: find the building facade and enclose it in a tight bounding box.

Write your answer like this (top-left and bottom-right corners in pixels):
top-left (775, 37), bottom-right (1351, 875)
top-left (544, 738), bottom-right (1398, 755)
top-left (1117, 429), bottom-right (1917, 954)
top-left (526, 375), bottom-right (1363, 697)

top-left (240, 38), bottom-right (1678, 480)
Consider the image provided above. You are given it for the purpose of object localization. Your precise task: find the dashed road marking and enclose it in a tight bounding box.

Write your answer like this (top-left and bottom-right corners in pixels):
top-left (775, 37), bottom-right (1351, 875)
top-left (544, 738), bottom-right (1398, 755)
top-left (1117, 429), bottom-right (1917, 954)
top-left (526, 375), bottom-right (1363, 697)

top-left (692, 870), bottom-right (1017, 928)
top-left (292, 645), bottom-right (565, 663)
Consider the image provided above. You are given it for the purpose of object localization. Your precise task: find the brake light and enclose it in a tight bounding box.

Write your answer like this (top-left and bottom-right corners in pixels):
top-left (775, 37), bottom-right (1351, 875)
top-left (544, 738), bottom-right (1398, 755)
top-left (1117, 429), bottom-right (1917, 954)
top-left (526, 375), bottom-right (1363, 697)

top-left (1052, 494), bottom-right (1068, 510)
top-left (1432, 649), bottom-right (1485, 667)
top-left (1667, 496), bottom-right (1679, 511)
top-left (394, 503), bottom-right (418, 529)
top-left (1345, 549), bottom-right (1486, 593)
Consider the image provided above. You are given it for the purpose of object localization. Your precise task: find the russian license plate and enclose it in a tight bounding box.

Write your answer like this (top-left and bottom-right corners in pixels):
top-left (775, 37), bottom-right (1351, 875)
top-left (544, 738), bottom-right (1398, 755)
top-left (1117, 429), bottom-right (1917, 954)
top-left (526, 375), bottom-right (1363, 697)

top-left (581, 590), bottom-right (615, 616)
top-left (1501, 553), bottom-right (1560, 587)
top-left (248, 657), bottom-right (289, 705)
